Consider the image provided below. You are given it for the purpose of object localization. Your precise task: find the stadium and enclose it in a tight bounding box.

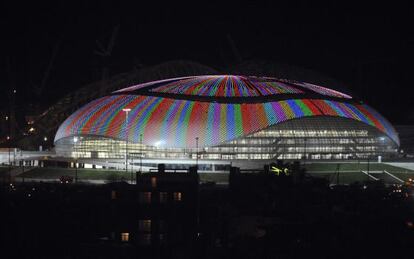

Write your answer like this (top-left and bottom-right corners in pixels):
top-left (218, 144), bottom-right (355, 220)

top-left (54, 75), bottom-right (399, 170)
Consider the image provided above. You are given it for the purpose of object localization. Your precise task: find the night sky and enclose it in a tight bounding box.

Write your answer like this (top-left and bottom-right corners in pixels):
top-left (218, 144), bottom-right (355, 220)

top-left (1, 1), bottom-right (413, 124)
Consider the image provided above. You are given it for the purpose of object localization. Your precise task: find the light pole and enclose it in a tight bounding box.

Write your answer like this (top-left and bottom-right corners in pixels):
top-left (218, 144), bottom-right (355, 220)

top-left (20, 150), bottom-right (24, 177)
top-left (304, 137), bottom-right (307, 164)
top-left (7, 93), bottom-right (11, 183)
top-left (367, 155), bottom-right (370, 182)
top-left (6, 89), bottom-right (16, 183)
top-left (140, 133), bottom-right (143, 174)
top-left (75, 158), bottom-right (78, 183)
top-left (195, 137), bottom-right (199, 169)
top-left (8, 135), bottom-right (11, 184)
top-left (73, 136), bottom-right (78, 183)
top-left (379, 136), bottom-right (385, 160)
top-left (131, 156), bottom-right (134, 184)
top-left (123, 108), bottom-right (131, 174)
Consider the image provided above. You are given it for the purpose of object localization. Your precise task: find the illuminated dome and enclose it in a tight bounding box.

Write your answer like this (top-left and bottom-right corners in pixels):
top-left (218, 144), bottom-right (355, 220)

top-left (54, 75), bottom-right (399, 161)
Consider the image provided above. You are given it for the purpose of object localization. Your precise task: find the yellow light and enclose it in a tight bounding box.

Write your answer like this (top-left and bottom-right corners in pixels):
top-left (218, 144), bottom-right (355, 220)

top-left (174, 192), bottom-right (182, 201)
top-left (121, 232), bottom-right (129, 242)
top-left (151, 177), bottom-right (157, 188)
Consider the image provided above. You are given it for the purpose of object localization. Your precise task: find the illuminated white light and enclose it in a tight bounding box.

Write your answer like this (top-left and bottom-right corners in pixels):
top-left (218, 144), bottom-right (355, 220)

top-left (154, 140), bottom-right (165, 147)
top-left (29, 127), bottom-right (35, 132)
top-left (122, 108), bottom-right (131, 112)
top-left (73, 136), bottom-right (78, 143)
top-left (44, 137), bottom-right (48, 141)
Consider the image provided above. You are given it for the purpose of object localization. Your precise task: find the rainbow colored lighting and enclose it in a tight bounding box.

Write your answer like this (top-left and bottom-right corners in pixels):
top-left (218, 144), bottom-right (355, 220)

top-left (112, 75), bottom-right (354, 100)
top-left (55, 95), bottom-right (399, 148)
top-left (149, 75), bottom-right (303, 97)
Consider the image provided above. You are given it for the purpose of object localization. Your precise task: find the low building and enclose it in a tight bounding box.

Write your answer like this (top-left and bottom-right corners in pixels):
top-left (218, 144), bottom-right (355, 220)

top-left (106, 165), bottom-right (199, 252)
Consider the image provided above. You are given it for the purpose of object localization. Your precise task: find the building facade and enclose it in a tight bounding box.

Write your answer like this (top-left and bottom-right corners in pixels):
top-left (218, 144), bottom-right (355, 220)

top-left (54, 75), bottom-right (399, 165)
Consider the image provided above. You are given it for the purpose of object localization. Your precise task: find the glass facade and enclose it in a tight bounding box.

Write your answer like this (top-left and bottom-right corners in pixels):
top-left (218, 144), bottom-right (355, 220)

top-left (54, 75), bottom-right (400, 163)
top-left (55, 117), bottom-right (398, 161)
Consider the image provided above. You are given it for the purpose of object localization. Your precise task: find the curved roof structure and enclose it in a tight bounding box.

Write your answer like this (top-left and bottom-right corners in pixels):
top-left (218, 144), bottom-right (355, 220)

top-left (114, 75), bottom-right (352, 99)
top-left (55, 75), bottom-right (399, 148)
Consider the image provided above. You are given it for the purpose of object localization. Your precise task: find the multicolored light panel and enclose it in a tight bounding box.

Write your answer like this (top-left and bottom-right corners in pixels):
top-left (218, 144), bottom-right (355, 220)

top-left (55, 95), bottom-right (399, 148)
top-left (149, 75), bottom-right (304, 97)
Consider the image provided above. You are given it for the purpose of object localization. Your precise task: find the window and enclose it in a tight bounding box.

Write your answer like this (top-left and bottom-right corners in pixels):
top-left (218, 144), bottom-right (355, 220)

top-left (160, 192), bottom-right (168, 203)
top-left (151, 177), bottom-right (157, 188)
top-left (139, 192), bottom-right (152, 204)
top-left (139, 219), bottom-right (152, 232)
top-left (173, 192), bottom-right (182, 201)
top-left (121, 232), bottom-right (129, 242)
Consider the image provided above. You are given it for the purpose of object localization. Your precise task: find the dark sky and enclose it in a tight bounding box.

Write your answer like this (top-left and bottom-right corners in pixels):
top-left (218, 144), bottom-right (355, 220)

top-left (1, 1), bottom-right (413, 124)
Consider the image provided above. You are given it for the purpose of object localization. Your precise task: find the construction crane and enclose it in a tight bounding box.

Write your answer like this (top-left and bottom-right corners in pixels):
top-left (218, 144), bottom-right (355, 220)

top-left (94, 24), bottom-right (120, 92)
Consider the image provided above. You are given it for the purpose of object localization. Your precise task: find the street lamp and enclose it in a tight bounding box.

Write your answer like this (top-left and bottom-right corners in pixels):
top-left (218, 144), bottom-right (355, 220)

top-left (122, 108), bottom-right (131, 174)
top-left (43, 136), bottom-right (48, 150)
top-left (367, 155), bottom-right (370, 182)
top-left (195, 137), bottom-right (199, 168)
top-left (131, 155), bottom-right (134, 184)
top-left (379, 136), bottom-right (385, 159)
top-left (303, 137), bottom-right (307, 164)
top-left (8, 136), bottom-right (11, 184)
top-left (7, 88), bottom-right (17, 183)
top-left (140, 133), bottom-right (143, 174)
top-left (73, 136), bottom-right (78, 183)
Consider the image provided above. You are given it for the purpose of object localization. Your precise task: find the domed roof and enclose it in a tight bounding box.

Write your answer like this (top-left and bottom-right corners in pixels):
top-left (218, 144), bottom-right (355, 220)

top-left (115, 75), bottom-right (352, 99)
top-left (55, 75), bottom-right (399, 148)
